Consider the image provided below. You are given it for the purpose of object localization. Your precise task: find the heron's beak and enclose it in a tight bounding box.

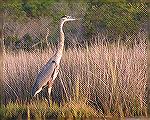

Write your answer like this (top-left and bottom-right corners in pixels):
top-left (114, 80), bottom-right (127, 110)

top-left (65, 18), bottom-right (76, 22)
top-left (69, 18), bottom-right (76, 21)
top-left (76, 18), bottom-right (82, 20)
top-left (71, 18), bottom-right (82, 21)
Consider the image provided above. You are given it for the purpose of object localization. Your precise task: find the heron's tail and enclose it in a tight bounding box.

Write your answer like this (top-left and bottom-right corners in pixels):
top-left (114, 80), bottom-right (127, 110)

top-left (31, 83), bottom-right (42, 97)
top-left (31, 85), bottom-right (36, 97)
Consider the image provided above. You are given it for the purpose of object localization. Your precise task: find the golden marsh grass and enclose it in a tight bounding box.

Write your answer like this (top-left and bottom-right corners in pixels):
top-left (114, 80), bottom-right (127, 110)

top-left (2, 37), bottom-right (148, 119)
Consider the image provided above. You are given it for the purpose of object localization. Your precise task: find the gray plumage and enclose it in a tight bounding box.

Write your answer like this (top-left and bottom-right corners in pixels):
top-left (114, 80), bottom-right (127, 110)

top-left (31, 59), bottom-right (57, 96)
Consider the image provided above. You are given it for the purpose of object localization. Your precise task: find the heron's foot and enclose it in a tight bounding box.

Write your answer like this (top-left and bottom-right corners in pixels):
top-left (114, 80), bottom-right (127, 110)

top-left (48, 100), bottom-right (50, 108)
top-left (46, 95), bottom-right (50, 108)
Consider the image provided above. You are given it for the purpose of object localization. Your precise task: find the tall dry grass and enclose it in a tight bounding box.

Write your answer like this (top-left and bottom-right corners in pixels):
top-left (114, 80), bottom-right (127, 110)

top-left (2, 35), bottom-right (148, 117)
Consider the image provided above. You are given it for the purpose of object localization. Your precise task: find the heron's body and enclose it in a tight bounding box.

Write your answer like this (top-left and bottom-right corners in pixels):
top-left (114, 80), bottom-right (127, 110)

top-left (31, 58), bottom-right (59, 96)
top-left (31, 16), bottom-right (76, 106)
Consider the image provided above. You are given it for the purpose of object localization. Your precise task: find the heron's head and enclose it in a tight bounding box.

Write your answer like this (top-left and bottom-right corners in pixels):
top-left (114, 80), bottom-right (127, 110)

top-left (61, 15), bottom-right (76, 23)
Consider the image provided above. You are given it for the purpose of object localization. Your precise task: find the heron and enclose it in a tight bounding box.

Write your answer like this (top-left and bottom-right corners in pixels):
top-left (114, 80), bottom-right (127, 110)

top-left (31, 15), bottom-right (76, 107)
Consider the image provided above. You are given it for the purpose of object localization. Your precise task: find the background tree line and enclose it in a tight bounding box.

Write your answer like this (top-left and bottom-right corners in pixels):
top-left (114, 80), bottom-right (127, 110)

top-left (1, 0), bottom-right (149, 51)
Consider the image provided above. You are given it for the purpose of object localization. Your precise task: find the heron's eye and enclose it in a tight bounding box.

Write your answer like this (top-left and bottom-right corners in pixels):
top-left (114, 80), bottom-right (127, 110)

top-left (67, 16), bottom-right (71, 19)
top-left (52, 61), bottom-right (55, 63)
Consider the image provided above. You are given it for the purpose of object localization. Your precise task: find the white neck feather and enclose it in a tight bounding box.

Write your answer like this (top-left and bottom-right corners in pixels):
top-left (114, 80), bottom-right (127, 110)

top-left (54, 20), bottom-right (65, 64)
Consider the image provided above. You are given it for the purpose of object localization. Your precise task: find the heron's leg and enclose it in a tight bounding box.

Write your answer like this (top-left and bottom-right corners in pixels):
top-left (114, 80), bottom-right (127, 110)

top-left (47, 81), bottom-right (53, 107)
top-left (47, 87), bottom-right (52, 107)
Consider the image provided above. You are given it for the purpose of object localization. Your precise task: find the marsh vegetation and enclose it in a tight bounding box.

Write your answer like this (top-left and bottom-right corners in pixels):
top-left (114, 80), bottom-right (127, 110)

top-left (2, 34), bottom-right (148, 119)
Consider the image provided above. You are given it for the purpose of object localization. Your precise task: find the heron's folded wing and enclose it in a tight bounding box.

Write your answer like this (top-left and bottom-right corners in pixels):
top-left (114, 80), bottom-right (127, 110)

top-left (33, 61), bottom-right (57, 90)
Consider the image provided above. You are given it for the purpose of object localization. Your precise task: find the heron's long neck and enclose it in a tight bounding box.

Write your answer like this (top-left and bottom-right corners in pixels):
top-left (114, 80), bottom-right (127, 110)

top-left (55, 21), bottom-right (64, 58)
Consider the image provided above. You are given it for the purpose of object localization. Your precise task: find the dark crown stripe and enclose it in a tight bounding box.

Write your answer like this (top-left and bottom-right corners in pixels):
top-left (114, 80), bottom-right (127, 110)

top-left (61, 15), bottom-right (67, 18)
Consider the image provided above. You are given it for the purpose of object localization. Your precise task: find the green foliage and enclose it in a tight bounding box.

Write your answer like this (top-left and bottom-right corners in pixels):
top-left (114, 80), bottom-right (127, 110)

top-left (22, 33), bottom-right (33, 50)
top-left (84, 2), bottom-right (148, 37)
top-left (0, 103), bottom-right (5, 120)
top-left (1, 0), bottom-right (57, 21)
top-left (1, 0), bottom-right (26, 22)
top-left (2, 0), bottom-right (149, 50)
top-left (22, 0), bottom-right (56, 18)
top-left (4, 35), bottom-right (19, 50)
top-left (3, 102), bottom-right (26, 120)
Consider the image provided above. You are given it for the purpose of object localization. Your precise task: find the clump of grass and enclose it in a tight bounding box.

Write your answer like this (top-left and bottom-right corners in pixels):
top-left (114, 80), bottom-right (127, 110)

top-left (2, 102), bottom-right (26, 120)
top-left (29, 100), bottom-right (48, 119)
top-left (29, 100), bottom-right (60, 120)
top-left (1, 100), bottom-right (59, 119)
top-left (1, 99), bottom-right (103, 119)
top-left (59, 99), bottom-right (103, 120)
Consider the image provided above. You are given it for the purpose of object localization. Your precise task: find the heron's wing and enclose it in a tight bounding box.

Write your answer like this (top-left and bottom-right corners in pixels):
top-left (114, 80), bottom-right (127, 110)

top-left (32, 60), bottom-right (57, 95)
